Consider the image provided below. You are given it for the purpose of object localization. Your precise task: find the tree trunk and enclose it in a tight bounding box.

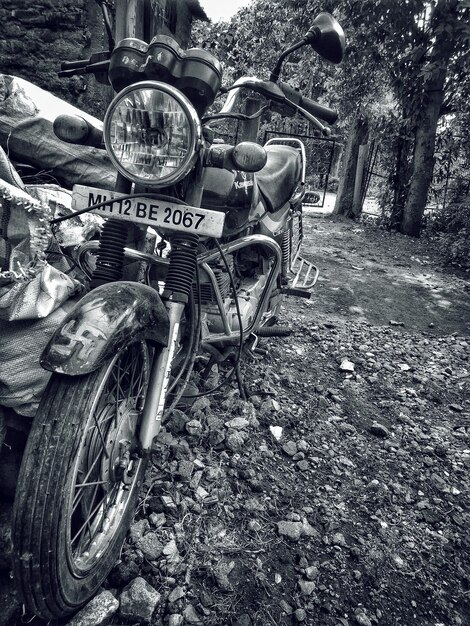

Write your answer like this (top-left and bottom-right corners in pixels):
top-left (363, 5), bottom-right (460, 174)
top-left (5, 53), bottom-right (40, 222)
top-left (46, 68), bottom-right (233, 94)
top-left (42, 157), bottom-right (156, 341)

top-left (333, 116), bottom-right (368, 216)
top-left (401, 91), bottom-right (445, 236)
top-left (389, 125), bottom-right (413, 230)
top-left (401, 0), bottom-right (459, 236)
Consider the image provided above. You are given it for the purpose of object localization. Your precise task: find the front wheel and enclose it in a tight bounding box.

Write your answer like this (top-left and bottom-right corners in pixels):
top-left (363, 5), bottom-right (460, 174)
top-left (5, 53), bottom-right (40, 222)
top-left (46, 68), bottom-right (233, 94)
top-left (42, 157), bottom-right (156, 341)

top-left (13, 341), bottom-right (151, 619)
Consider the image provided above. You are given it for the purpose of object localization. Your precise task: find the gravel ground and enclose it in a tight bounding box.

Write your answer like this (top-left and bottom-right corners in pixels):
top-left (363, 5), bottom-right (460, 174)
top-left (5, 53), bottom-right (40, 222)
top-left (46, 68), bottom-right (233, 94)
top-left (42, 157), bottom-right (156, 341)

top-left (1, 216), bottom-right (469, 626)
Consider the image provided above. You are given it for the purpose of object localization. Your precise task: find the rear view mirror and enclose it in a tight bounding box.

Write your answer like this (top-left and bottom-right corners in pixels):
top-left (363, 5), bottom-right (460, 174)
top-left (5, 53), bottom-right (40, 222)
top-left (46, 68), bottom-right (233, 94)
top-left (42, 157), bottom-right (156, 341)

top-left (304, 13), bottom-right (345, 64)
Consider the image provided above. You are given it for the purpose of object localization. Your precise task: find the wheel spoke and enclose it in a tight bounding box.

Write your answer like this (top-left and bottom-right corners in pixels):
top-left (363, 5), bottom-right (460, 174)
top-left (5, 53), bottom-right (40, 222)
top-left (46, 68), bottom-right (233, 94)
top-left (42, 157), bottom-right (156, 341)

top-left (92, 410), bottom-right (110, 460)
top-left (73, 482), bottom-right (100, 553)
top-left (71, 485), bottom-right (118, 549)
top-left (75, 480), bottom-right (108, 488)
top-left (68, 341), bottom-right (149, 570)
top-left (73, 453), bottom-right (106, 510)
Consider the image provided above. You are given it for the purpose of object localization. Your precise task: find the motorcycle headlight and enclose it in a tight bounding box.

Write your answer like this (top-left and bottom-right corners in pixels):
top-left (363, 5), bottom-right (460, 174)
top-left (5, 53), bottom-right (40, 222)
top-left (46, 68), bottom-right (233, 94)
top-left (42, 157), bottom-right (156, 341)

top-left (104, 81), bottom-right (201, 187)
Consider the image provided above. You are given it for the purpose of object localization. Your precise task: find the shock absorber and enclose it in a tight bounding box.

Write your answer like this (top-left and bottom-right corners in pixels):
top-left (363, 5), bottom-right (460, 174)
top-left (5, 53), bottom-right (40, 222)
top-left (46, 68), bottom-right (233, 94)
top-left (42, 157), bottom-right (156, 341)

top-left (90, 174), bottom-right (131, 289)
top-left (162, 233), bottom-right (199, 303)
top-left (281, 227), bottom-right (291, 283)
top-left (90, 218), bottom-right (128, 287)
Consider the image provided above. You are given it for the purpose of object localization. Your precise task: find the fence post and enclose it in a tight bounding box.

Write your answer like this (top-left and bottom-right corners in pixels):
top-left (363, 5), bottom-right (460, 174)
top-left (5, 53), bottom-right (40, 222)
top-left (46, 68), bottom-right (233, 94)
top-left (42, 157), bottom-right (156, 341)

top-left (352, 142), bottom-right (369, 216)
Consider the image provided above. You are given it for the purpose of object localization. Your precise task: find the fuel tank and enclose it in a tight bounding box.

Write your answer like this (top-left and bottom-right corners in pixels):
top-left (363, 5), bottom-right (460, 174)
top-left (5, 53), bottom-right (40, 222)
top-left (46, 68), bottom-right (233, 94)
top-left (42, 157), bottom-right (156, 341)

top-left (201, 167), bottom-right (265, 236)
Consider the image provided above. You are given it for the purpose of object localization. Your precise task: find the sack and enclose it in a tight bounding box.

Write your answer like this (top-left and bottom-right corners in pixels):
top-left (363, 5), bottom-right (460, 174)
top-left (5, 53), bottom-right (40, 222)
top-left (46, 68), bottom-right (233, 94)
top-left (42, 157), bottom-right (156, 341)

top-left (0, 74), bottom-right (116, 190)
top-left (0, 262), bottom-right (82, 321)
top-left (0, 299), bottom-right (77, 417)
top-left (0, 176), bottom-right (51, 288)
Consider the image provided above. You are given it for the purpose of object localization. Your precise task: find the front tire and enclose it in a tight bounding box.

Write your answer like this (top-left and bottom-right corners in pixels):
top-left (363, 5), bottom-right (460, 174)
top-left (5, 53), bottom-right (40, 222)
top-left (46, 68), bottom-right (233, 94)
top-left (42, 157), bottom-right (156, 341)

top-left (12, 341), bottom-right (151, 619)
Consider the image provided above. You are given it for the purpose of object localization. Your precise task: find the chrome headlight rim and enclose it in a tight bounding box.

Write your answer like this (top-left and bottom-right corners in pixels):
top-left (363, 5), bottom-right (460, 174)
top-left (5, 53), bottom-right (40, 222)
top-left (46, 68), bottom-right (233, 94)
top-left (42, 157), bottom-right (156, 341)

top-left (104, 80), bottom-right (202, 188)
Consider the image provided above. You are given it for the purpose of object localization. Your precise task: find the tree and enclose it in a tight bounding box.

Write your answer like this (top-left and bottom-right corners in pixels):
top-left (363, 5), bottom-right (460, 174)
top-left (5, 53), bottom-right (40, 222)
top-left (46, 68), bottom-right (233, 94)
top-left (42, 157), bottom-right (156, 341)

top-left (332, 0), bottom-right (470, 234)
top-left (194, 0), bottom-right (470, 236)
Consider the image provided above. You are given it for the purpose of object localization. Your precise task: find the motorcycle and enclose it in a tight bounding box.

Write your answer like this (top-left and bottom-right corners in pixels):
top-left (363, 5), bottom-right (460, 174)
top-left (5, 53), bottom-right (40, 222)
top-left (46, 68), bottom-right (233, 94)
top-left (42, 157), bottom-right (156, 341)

top-left (11, 7), bottom-right (344, 619)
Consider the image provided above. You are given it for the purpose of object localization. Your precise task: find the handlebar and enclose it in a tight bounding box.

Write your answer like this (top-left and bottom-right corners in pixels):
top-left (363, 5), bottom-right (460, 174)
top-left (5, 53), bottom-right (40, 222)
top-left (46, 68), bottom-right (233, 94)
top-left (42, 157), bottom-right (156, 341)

top-left (60, 59), bottom-right (90, 71)
top-left (212, 77), bottom-right (335, 137)
top-left (278, 82), bottom-right (338, 125)
top-left (58, 51), bottom-right (110, 79)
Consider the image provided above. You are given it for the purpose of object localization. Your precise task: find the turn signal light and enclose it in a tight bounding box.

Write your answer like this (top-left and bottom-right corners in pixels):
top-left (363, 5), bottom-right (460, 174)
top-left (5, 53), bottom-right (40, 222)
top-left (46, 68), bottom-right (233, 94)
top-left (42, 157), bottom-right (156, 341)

top-left (232, 142), bottom-right (267, 172)
top-left (53, 114), bottom-right (104, 148)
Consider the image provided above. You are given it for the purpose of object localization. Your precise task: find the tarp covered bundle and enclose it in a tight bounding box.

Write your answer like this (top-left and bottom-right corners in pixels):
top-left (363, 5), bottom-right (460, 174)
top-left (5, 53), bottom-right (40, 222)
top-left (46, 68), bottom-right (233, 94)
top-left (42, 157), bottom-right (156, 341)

top-left (0, 74), bottom-right (115, 190)
top-left (0, 75), bottom-right (112, 416)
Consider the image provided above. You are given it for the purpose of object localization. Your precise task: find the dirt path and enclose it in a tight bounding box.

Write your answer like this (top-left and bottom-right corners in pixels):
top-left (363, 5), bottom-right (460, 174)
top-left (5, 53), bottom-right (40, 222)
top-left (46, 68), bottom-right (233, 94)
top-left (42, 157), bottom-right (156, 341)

top-left (1, 216), bottom-right (469, 626)
top-left (302, 215), bottom-right (470, 334)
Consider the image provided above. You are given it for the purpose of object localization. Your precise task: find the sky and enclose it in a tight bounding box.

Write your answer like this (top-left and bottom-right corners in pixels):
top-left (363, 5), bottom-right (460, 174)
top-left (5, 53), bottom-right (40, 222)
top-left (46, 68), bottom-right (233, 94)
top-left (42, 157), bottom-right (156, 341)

top-left (199, 0), bottom-right (252, 22)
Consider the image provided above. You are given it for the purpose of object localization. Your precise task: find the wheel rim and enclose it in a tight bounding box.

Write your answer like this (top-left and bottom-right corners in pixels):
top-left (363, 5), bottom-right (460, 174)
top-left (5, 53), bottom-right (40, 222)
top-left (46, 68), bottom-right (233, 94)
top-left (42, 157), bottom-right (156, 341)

top-left (67, 342), bottom-right (149, 574)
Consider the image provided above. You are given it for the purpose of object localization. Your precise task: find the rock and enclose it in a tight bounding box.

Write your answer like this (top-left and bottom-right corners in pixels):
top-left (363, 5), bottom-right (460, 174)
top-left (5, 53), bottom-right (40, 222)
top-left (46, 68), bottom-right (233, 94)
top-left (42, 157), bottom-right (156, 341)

top-left (260, 398), bottom-right (279, 414)
top-left (277, 520), bottom-right (303, 541)
top-left (434, 444), bottom-right (448, 457)
top-left (119, 577), bottom-right (161, 624)
top-left (338, 422), bottom-right (357, 435)
top-left (190, 397), bottom-right (211, 414)
top-left (65, 590), bottom-right (118, 626)
top-left (177, 459), bottom-right (193, 481)
top-left (109, 559), bottom-right (141, 587)
top-left (213, 560), bottom-right (235, 590)
top-left (282, 441), bottom-right (298, 456)
top-left (168, 586), bottom-right (185, 603)
top-left (249, 395), bottom-right (262, 408)
top-left (369, 422), bottom-right (390, 438)
top-left (137, 532), bottom-right (164, 561)
top-left (183, 604), bottom-right (203, 624)
top-left (162, 538), bottom-right (179, 557)
top-left (297, 460), bottom-right (309, 471)
top-left (389, 320), bottom-right (405, 327)
top-left (161, 495), bottom-right (178, 511)
top-left (340, 359), bottom-right (355, 372)
top-left (354, 610), bottom-right (373, 626)
top-left (449, 403), bottom-right (463, 412)
top-left (269, 425), bottom-right (283, 440)
top-left (225, 417), bottom-right (249, 429)
top-left (295, 608), bottom-right (307, 622)
top-left (279, 600), bottom-right (294, 615)
top-left (298, 579), bottom-right (315, 595)
top-left (166, 409), bottom-right (190, 434)
top-left (332, 532), bottom-right (347, 547)
top-left (186, 420), bottom-right (203, 436)
top-left (305, 566), bottom-right (319, 580)
top-left (226, 431), bottom-right (246, 451)
top-left (129, 519), bottom-right (150, 543)
top-left (301, 518), bottom-right (318, 538)
top-left (196, 486), bottom-right (209, 500)
top-left (168, 615), bottom-right (184, 626)
top-left (149, 513), bottom-right (166, 528)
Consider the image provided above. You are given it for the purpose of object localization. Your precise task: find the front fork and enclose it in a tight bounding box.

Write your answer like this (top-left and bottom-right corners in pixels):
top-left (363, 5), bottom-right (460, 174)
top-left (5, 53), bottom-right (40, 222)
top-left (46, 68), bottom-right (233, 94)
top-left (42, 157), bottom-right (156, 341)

top-left (139, 299), bottom-right (185, 449)
top-left (138, 232), bottom-right (200, 450)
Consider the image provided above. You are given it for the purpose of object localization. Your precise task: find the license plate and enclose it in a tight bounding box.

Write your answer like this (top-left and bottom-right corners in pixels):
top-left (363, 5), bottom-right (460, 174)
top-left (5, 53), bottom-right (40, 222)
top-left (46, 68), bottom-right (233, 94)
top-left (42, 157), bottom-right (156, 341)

top-left (72, 184), bottom-right (225, 238)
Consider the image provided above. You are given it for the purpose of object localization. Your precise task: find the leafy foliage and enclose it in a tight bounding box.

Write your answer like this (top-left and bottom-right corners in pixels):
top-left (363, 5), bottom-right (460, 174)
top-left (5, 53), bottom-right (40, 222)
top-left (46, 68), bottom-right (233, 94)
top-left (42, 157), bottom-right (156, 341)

top-left (193, 0), bottom-right (470, 238)
top-left (426, 199), bottom-right (470, 268)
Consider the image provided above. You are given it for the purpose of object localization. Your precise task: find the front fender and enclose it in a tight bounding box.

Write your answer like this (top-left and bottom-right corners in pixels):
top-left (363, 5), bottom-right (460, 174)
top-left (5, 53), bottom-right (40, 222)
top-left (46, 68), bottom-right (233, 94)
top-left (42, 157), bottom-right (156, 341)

top-left (41, 282), bottom-right (169, 375)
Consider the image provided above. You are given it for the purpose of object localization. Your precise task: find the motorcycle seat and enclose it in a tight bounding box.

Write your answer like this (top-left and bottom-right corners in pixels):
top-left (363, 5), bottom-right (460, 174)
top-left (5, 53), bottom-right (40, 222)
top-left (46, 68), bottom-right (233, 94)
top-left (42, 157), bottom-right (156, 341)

top-left (256, 145), bottom-right (302, 212)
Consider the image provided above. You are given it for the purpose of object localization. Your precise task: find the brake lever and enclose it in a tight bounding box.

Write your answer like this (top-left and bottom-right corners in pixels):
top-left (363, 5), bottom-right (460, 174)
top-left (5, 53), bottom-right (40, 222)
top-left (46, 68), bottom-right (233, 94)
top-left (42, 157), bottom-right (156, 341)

top-left (202, 104), bottom-right (271, 125)
top-left (296, 105), bottom-right (331, 136)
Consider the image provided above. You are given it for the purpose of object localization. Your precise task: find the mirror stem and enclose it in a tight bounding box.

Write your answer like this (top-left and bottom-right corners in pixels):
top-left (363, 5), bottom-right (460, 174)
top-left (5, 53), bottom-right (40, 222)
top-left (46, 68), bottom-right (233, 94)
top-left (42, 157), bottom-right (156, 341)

top-left (270, 39), bottom-right (306, 82)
